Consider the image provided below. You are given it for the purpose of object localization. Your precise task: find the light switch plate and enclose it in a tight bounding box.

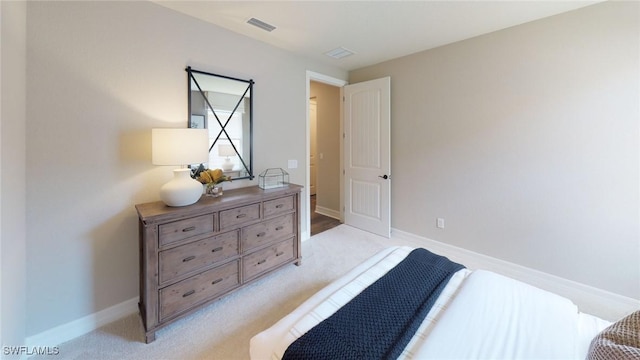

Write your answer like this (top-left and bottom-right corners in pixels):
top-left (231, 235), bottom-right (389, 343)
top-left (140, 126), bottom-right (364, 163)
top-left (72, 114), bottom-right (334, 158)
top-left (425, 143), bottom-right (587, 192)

top-left (288, 159), bottom-right (298, 169)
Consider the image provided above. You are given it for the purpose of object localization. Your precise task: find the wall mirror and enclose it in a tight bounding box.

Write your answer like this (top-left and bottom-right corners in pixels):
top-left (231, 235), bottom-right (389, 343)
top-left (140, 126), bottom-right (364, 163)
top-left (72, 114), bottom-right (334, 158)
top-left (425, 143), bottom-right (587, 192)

top-left (187, 66), bottom-right (254, 180)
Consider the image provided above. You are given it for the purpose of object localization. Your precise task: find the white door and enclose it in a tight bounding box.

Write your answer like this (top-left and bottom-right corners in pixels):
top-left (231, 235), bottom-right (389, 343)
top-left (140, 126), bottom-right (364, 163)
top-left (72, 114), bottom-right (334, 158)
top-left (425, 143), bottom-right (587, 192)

top-left (344, 77), bottom-right (391, 238)
top-left (309, 99), bottom-right (318, 196)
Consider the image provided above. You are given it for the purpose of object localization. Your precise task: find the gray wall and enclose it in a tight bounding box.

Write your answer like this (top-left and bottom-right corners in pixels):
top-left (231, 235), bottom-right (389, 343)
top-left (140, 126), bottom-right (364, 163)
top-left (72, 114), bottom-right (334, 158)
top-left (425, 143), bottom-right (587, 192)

top-left (350, 1), bottom-right (639, 298)
top-left (1, 0), bottom-right (27, 353)
top-left (24, 1), bottom-right (346, 337)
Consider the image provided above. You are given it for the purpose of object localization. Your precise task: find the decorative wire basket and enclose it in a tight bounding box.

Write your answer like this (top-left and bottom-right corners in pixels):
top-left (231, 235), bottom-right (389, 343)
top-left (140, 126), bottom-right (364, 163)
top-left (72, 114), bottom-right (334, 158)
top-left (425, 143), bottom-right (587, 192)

top-left (258, 168), bottom-right (289, 189)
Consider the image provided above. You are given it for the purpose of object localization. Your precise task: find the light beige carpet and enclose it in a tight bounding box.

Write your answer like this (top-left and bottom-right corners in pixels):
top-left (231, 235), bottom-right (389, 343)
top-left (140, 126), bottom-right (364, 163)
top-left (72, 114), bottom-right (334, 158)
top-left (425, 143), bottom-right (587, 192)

top-left (32, 225), bottom-right (424, 360)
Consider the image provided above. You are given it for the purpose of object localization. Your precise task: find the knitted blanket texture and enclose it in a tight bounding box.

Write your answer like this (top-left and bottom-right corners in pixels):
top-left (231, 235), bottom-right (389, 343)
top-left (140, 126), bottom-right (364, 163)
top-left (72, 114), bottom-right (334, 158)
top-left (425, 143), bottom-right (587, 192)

top-left (283, 248), bottom-right (465, 360)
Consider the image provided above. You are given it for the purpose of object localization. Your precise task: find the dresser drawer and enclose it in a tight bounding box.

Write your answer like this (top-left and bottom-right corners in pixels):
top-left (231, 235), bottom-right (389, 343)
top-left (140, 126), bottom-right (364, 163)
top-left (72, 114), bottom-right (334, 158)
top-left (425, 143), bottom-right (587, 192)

top-left (263, 195), bottom-right (294, 218)
top-left (159, 260), bottom-right (240, 321)
top-left (219, 204), bottom-right (260, 231)
top-left (242, 213), bottom-right (294, 251)
top-left (158, 214), bottom-right (214, 247)
top-left (159, 231), bottom-right (239, 284)
top-left (243, 238), bottom-right (294, 281)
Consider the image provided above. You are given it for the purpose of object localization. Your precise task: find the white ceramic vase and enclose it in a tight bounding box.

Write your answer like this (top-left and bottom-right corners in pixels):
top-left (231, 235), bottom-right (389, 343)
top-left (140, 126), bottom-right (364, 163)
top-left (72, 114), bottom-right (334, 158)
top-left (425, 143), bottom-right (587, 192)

top-left (159, 168), bottom-right (203, 206)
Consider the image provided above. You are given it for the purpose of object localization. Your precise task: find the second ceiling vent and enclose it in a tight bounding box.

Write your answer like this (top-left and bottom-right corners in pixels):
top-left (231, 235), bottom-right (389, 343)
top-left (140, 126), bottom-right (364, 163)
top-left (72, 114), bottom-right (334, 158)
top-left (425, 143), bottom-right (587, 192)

top-left (325, 47), bottom-right (355, 59)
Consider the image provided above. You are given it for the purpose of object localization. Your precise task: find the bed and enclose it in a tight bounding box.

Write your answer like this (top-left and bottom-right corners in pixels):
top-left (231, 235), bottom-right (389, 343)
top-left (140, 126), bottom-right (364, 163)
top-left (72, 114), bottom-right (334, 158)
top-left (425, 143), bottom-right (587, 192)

top-left (250, 246), bottom-right (630, 360)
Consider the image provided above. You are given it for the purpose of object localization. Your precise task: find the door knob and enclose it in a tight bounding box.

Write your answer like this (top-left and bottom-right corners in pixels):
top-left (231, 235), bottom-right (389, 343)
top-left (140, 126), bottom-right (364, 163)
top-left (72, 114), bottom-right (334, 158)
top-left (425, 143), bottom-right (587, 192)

top-left (378, 175), bottom-right (389, 180)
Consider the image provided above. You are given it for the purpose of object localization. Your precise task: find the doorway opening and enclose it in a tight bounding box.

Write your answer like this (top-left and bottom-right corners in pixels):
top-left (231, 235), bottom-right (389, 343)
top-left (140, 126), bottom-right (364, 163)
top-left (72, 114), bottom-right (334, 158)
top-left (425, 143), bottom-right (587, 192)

top-left (306, 72), bottom-right (347, 238)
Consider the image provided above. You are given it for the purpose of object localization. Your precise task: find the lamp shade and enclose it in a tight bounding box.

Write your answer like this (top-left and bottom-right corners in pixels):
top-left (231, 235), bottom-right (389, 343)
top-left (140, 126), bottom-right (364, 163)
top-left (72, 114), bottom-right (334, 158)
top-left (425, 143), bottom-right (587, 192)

top-left (152, 128), bottom-right (209, 166)
top-left (218, 143), bottom-right (236, 157)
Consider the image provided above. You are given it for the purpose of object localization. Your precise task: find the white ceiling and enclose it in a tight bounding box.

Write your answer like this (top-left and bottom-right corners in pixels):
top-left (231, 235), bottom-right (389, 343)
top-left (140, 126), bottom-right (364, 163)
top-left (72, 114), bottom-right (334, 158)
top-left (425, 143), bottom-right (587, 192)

top-left (155, 1), bottom-right (601, 71)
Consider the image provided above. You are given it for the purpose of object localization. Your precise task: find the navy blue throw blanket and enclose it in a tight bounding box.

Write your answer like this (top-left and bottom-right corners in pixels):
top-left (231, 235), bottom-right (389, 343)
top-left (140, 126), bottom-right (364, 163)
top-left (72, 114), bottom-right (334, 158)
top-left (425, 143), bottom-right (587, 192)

top-left (282, 248), bottom-right (464, 360)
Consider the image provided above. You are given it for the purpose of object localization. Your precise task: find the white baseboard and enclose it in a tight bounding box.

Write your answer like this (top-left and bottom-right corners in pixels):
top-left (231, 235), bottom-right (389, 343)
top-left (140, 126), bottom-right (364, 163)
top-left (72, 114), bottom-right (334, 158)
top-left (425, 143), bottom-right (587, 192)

top-left (314, 206), bottom-right (341, 220)
top-left (25, 297), bottom-right (138, 348)
top-left (392, 228), bottom-right (639, 322)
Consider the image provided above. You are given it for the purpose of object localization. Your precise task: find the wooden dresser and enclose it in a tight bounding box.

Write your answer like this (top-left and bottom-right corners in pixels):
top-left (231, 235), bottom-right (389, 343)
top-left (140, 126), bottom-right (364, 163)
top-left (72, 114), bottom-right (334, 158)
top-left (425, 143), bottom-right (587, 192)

top-left (135, 184), bottom-right (302, 343)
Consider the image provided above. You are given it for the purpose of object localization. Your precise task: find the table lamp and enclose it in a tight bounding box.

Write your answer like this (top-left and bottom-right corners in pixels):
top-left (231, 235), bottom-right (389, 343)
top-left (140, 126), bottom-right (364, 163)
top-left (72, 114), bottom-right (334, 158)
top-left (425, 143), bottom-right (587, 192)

top-left (152, 128), bottom-right (209, 207)
top-left (218, 143), bottom-right (236, 171)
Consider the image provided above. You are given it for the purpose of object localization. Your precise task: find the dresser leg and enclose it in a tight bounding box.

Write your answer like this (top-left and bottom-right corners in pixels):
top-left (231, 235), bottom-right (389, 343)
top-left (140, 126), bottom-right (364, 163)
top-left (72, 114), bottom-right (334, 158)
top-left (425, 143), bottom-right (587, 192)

top-left (145, 331), bottom-right (156, 344)
top-left (295, 258), bottom-right (302, 266)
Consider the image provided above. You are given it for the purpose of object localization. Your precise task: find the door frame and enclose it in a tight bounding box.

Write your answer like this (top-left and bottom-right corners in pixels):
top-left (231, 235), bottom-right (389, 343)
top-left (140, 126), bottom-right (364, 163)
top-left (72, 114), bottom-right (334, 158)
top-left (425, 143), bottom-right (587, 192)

top-left (305, 71), bottom-right (348, 240)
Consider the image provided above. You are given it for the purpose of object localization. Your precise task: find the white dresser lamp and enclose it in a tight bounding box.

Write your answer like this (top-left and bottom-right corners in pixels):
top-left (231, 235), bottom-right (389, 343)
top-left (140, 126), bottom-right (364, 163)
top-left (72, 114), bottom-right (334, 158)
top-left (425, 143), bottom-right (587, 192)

top-left (218, 143), bottom-right (236, 171)
top-left (152, 128), bottom-right (209, 207)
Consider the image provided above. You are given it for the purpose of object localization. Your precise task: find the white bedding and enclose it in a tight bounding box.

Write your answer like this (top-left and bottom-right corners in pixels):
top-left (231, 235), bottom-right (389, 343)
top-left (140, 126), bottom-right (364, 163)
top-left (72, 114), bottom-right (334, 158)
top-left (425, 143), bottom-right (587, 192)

top-left (250, 246), bottom-right (610, 360)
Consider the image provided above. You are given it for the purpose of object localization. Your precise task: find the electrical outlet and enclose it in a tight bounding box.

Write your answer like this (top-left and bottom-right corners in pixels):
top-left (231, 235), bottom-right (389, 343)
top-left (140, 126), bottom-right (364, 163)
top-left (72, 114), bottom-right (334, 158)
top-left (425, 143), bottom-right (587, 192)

top-left (436, 218), bottom-right (445, 229)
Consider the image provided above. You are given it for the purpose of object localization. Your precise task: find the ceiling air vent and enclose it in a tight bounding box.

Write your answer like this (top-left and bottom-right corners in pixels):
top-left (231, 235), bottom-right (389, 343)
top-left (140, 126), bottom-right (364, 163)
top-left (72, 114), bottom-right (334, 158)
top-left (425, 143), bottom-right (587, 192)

top-left (247, 17), bottom-right (276, 32)
top-left (325, 47), bottom-right (355, 59)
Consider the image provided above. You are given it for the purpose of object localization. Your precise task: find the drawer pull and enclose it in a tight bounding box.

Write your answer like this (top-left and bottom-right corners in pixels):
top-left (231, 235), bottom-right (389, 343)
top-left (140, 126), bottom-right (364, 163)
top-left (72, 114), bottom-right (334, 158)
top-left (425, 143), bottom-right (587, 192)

top-left (276, 204), bottom-right (284, 208)
top-left (275, 226), bottom-right (284, 231)
top-left (236, 213), bottom-right (247, 219)
top-left (211, 246), bottom-right (223, 253)
top-left (257, 232), bottom-right (266, 237)
top-left (182, 290), bottom-right (195, 298)
top-left (211, 278), bottom-right (223, 285)
top-left (182, 255), bottom-right (196, 262)
top-left (182, 226), bottom-right (196, 232)
top-left (276, 251), bottom-right (284, 257)
top-left (257, 259), bottom-right (267, 265)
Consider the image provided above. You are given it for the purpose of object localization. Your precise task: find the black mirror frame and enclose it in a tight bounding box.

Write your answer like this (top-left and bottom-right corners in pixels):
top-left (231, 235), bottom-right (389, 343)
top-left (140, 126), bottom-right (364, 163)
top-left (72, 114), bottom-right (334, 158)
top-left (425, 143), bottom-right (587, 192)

top-left (186, 66), bottom-right (254, 180)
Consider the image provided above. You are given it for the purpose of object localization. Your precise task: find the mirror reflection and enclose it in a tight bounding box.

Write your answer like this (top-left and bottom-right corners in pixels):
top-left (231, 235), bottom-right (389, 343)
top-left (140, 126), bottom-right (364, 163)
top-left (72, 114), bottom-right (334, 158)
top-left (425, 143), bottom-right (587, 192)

top-left (187, 67), bottom-right (253, 180)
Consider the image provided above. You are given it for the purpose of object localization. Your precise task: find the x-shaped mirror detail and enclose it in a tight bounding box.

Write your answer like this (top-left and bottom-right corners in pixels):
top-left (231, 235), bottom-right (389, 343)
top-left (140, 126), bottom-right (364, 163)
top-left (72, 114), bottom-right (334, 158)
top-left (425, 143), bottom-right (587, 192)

top-left (187, 67), bottom-right (254, 180)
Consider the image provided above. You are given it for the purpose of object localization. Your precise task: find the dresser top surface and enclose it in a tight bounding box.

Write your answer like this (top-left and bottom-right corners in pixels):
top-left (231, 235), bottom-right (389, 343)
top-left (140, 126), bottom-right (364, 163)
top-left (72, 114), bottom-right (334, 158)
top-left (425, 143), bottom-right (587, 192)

top-left (136, 184), bottom-right (302, 221)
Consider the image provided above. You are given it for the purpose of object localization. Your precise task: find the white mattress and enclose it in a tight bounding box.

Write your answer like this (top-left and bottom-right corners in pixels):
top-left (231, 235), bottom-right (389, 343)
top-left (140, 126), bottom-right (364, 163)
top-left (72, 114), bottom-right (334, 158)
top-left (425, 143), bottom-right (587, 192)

top-left (250, 246), bottom-right (610, 360)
